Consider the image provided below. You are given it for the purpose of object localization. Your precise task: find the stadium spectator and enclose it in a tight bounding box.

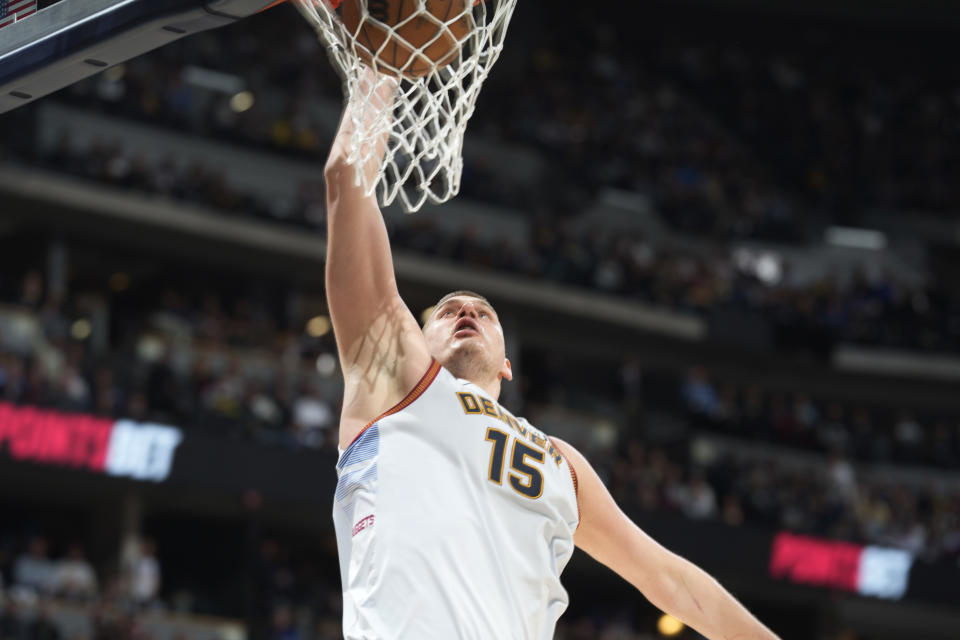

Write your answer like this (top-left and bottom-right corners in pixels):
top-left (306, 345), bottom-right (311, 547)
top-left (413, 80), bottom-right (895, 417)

top-left (13, 538), bottom-right (56, 596)
top-left (893, 411), bottom-right (925, 463)
top-left (826, 452), bottom-right (857, 506)
top-left (290, 384), bottom-right (333, 449)
top-left (50, 545), bottom-right (97, 602)
top-left (682, 472), bottom-right (719, 520)
top-left (269, 605), bottom-right (299, 640)
top-left (125, 538), bottom-right (161, 608)
top-left (681, 367), bottom-right (721, 419)
top-left (19, 271), bottom-right (44, 312)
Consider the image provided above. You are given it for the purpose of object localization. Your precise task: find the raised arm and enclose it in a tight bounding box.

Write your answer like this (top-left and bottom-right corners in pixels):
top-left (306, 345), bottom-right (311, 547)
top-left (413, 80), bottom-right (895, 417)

top-left (324, 72), bottom-right (432, 447)
top-left (553, 439), bottom-right (780, 640)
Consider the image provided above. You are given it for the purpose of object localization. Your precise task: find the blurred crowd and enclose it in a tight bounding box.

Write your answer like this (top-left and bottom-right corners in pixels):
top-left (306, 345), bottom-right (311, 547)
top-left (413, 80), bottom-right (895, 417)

top-left (2, 6), bottom-right (958, 355)
top-left (6, 3), bottom-right (958, 356)
top-left (0, 533), bottom-right (692, 640)
top-left (679, 367), bottom-right (960, 469)
top-left (0, 528), bottom-right (353, 640)
top-left (6, 538), bottom-right (102, 604)
top-left (37, 4), bottom-right (960, 226)
top-left (0, 269), bottom-right (342, 451)
top-left (40, 4), bottom-right (799, 240)
top-left (601, 438), bottom-right (960, 565)
top-left (656, 25), bottom-right (960, 221)
top-left (0, 528), bottom-right (695, 640)
top-left (0, 535), bottom-right (163, 640)
top-left (0, 334), bottom-right (340, 453)
top-left (589, 366), bottom-right (960, 563)
top-left (20, 135), bottom-right (960, 355)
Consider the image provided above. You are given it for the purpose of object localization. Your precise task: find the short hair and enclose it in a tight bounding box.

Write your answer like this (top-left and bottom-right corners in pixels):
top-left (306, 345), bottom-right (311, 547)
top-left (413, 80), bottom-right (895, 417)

top-left (424, 290), bottom-right (494, 327)
top-left (434, 290), bottom-right (490, 309)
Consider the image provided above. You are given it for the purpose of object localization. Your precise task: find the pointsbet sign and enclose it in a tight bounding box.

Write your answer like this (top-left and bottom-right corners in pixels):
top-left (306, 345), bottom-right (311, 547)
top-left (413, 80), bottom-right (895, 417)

top-left (0, 402), bottom-right (182, 482)
top-left (769, 531), bottom-right (913, 600)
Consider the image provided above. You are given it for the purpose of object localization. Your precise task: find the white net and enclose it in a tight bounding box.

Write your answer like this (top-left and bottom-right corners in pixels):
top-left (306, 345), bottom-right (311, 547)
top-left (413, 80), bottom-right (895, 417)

top-left (291, 0), bottom-right (517, 212)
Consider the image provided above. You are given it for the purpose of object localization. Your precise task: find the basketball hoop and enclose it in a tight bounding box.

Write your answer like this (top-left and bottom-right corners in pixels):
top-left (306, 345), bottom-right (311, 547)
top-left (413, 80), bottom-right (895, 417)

top-left (290, 0), bottom-right (518, 212)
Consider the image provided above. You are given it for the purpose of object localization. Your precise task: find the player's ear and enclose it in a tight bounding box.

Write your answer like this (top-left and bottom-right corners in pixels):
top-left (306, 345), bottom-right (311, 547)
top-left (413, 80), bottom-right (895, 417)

top-left (499, 357), bottom-right (513, 382)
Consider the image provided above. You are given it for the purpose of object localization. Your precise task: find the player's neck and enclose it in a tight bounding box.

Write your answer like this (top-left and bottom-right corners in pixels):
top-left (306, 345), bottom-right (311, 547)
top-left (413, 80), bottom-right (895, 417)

top-left (444, 360), bottom-right (502, 400)
top-left (472, 376), bottom-right (501, 401)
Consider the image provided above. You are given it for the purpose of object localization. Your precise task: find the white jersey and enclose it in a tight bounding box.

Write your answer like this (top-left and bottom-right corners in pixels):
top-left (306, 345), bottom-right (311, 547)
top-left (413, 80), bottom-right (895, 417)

top-left (333, 360), bottom-right (580, 640)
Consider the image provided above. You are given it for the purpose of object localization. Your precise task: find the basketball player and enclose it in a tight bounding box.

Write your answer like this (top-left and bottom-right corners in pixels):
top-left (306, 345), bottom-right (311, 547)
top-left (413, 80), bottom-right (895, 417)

top-left (324, 75), bottom-right (779, 639)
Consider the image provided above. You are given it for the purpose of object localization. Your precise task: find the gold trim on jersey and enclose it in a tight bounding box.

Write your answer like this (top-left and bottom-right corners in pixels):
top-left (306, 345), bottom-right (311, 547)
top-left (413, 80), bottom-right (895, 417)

top-left (347, 359), bottom-right (443, 448)
top-left (549, 436), bottom-right (581, 530)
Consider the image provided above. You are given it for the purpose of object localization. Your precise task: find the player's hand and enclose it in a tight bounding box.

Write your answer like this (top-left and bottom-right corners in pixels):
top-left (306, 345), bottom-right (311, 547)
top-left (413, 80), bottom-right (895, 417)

top-left (326, 67), bottom-right (397, 175)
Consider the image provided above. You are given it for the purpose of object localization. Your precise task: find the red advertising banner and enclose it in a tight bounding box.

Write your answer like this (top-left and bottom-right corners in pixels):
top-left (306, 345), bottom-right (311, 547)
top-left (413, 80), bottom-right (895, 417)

top-left (770, 531), bottom-right (913, 600)
top-left (0, 402), bottom-right (182, 482)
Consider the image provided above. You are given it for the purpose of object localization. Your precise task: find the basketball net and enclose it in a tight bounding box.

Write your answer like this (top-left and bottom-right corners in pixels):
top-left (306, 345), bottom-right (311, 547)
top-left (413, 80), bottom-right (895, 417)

top-left (291, 0), bottom-right (517, 212)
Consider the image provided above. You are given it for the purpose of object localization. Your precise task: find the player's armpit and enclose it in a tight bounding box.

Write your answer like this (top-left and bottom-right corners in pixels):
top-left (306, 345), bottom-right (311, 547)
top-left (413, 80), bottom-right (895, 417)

top-left (337, 296), bottom-right (431, 417)
top-left (553, 438), bottom-right (780, 640)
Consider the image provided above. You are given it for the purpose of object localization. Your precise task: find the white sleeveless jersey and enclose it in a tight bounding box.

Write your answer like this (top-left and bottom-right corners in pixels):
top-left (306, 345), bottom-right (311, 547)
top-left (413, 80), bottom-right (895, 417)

top-left (333, 360), bottom-right (580, 640)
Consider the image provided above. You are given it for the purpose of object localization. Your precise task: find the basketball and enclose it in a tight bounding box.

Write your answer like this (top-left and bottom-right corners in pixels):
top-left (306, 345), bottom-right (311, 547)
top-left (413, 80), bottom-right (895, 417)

top-left (339, 0), bottom-right (475, 78)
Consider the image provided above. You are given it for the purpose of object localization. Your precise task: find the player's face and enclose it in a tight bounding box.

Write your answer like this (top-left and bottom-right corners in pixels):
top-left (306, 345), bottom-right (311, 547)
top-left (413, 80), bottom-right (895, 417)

top-left (423, 296), bottom-right (512, 384)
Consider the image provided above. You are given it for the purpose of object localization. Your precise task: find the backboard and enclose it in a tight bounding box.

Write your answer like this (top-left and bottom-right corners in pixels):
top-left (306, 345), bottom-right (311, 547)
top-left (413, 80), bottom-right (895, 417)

top-left (0, 0), bottom-right (280, 114)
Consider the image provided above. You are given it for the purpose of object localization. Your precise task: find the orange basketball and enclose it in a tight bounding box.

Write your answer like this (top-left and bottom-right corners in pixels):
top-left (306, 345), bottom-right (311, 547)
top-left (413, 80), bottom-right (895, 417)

top-left (339, 0), bottom-right (475, 78)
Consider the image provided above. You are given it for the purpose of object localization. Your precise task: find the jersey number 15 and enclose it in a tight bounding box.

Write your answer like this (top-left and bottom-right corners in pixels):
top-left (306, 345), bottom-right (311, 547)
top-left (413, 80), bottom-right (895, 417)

top-left (484, 428), bottom-right (544, 499)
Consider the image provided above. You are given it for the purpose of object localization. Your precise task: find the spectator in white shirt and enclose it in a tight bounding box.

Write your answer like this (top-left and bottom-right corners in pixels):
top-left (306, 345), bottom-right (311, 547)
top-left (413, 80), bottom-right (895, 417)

top-left (683, 473), bottom-right (719, 520)
top-left (292, 384), bottom-right (333, 448)
top-left (13, 536), bottom-right (56, 595)
top-left (827, 451), bottom-right (858, 505)
top-left (128, 538), bottom-right (161, 607)
top-left (51, 544), bottom-right (98, 602)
